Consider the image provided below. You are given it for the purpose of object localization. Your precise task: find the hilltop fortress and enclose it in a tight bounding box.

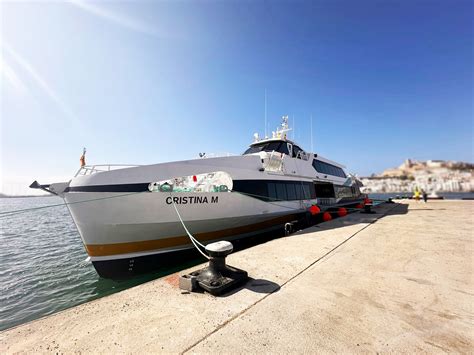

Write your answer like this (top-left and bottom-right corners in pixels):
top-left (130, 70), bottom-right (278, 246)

top-left (361, 159), bottom-right (474, 193)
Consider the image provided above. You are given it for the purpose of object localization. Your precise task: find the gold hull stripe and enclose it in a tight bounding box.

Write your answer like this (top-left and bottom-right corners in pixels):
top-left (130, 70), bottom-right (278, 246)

top-left (85, 213), bottom-right (300, 257)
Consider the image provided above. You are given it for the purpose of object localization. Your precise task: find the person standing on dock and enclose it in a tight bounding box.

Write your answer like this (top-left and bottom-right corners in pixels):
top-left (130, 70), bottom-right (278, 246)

top-left (422, 189), bottom-right (428, 203)
top-left (414, 187), bottom-right (421, 202)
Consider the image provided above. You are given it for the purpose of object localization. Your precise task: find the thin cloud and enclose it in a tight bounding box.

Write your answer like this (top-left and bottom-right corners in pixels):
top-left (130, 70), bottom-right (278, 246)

top-left (2, 42), bottom-right (79, 126)
top-left (68, 0), bottom-right (162, 37)
top-left (0, 56), bottom-right (28, 94)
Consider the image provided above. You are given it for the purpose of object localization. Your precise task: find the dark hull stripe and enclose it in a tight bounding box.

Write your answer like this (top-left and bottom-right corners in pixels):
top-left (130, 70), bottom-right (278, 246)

top-left (66, 179), bottom-right (315, 193)
top-left (66, 183), bottom-right (149, 193)
top-left (91, 249), bottom-right (202, 279)
top-left (85, 212), bottom-right (302, 257)
top-left (66, 179), bottom-right (363, 205)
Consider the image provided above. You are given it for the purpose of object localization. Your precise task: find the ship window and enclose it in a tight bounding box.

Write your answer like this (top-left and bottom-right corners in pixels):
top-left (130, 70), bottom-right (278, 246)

top-left (286, 183), bottom-right (297, 200)
top-left (243, 145), bottom-right (265, 155)
top-left (253, 181), bottom-right (267, 198)
top-left (243, 141), bottom-right (291, 156)
top-left (313, 160), bottom-right (324, 174)
top-left (302, 184), bottom-right (312, 199)
top-left (266, 141), bottom-right (282, 152)
top-left (296, 184), bottom-right (304, 200)
top-left (279, 143), bottom-right (289, 155)
top-left (324, 163), bottom-right (331, 175)
top-left (312, 159), bottom-right (346, 178)
top-left (293, 145), bottom-right (303, 159)
top-left (275, 183), bottom-right (287, 200)
top-left (314, 182), bottom-right (335, 198)
top-left (334, 185), bottom-right (353, 199)
top-left (232, 180), bottom-right (267, 199)
top-left (232, 180), bottom-right (316, 202)
top-left (268, 182), bottom-right (277, 201)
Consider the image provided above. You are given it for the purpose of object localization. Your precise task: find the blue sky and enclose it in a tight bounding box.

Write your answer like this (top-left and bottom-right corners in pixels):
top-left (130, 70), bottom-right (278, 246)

top-left (1, 0), bottom-right (472, 194)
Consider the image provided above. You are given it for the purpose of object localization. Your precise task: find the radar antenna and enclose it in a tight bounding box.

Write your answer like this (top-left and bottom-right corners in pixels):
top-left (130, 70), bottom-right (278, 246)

top-left (273, 115), bottom-right (292, 139)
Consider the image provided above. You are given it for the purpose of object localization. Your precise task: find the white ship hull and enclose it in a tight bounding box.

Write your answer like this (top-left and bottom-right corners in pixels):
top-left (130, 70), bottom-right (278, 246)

top-left (35, 119), bottom-right (365, 278)
top-left (66, 190), bottom-right (306, 260)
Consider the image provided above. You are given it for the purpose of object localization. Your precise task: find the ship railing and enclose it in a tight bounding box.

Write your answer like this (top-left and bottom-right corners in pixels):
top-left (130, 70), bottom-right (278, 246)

top-left (74, 164), bottom-right (142, 177)
top-left (263, 151), bottom-right (284, 172)
top-left (198, 152), bottom-right (237, 158)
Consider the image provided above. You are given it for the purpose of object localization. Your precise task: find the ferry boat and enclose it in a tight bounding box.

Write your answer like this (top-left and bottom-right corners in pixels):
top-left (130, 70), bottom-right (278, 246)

top-left (32, 117), bottom-right (365, 278)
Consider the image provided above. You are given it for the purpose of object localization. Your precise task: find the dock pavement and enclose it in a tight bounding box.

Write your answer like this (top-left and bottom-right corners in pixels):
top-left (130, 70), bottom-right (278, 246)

top-left (1, 200), bottom-right (473, 353)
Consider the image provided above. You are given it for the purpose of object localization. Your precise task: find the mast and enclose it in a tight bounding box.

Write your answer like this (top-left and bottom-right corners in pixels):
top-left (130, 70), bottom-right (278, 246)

top-left (293, 115), bottom-right (295, 140)
top-left (264, 89), bottom-right (267, 138)
top-left (273, 115), bottom-right (292, 139)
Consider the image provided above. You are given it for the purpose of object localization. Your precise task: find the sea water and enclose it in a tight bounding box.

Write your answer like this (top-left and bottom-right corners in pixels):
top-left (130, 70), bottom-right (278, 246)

top-left (0, 196), bottom-right (197, 331)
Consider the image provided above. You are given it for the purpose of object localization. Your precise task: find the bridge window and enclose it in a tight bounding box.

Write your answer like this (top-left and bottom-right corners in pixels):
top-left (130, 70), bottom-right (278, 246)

top-left (243, 141), bottom-right (290, 156)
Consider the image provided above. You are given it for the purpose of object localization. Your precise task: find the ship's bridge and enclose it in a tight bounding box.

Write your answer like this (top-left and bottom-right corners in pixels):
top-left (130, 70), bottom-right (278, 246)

top-left (243, 139), bottom-right (309, 160)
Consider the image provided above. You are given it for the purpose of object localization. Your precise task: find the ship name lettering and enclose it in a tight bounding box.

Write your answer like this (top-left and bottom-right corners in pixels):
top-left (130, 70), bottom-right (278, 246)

top-left (165, 196), bottom-right (219, 205)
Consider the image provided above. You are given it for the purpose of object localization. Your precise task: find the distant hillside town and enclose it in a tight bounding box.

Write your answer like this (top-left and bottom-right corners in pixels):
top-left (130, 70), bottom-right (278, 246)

top-left (360, 159), bottom-right (474, 193)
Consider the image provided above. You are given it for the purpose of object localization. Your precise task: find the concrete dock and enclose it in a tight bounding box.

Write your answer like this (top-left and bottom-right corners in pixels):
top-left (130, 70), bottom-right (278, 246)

top-left (1, 200), bottom-right (473, 353)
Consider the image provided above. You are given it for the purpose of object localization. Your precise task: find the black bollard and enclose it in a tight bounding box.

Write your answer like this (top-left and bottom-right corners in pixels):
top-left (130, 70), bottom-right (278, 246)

top-left (361, 202), bottom-right (376, 214)
top-left (179, 241), bottom-right (248, 296)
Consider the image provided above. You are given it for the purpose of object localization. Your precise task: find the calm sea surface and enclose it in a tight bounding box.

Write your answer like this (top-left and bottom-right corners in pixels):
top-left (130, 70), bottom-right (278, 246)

top-left (0, 196), bottom-right (200, 331)
top-left (1, 192), bottom-right (473, 331)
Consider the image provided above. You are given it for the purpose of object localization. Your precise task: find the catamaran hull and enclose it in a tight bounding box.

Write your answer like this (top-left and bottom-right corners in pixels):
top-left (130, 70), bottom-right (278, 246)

top-left (37, 153), bottom-right (365, 279)
top-left (63, 190), bottom-right (310, 278)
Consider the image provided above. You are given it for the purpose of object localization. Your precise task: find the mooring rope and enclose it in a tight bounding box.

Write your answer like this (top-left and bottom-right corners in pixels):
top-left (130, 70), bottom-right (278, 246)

top-left (0, 201), bottom-right (70, 217)
top-left (169, 194), bottom-right (210, 260)
top-left (0, 192), bottom-right (145, 218)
